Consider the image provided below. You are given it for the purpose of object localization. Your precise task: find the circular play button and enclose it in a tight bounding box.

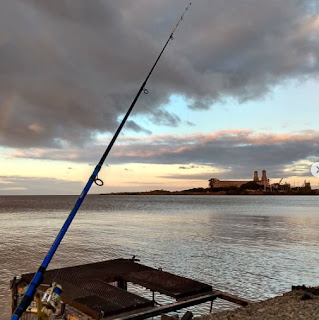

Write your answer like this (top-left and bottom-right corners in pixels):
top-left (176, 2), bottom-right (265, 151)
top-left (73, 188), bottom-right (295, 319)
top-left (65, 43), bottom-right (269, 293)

top-left (311, 162), bottom-right (319, 177)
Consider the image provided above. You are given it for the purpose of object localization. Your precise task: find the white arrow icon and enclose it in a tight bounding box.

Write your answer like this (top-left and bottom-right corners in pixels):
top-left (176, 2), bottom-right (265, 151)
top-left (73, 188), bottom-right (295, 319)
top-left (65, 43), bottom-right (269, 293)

top-left (311, 162), bottom-right (319, 177)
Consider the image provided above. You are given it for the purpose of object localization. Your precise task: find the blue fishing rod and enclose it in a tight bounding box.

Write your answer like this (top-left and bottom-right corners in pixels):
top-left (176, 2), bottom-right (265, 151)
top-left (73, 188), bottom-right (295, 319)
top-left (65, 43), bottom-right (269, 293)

top-left (12, 3), bottom-right (191, 319)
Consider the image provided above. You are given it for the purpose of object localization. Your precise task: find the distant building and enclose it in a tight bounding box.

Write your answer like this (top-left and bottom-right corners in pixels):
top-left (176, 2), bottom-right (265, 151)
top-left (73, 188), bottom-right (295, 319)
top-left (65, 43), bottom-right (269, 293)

top-left (272, 182), bottom-right (291, 192)
top-left (208, 178), bottom-right (249, 189)
top-left (304, 181), bottom-right (311, 190)
top-left (209, 170), bottom-right (270, 189)
top-left (291, 181), bottom-right (311, 192)
top-left (253, 170), bottom-right (269, 186)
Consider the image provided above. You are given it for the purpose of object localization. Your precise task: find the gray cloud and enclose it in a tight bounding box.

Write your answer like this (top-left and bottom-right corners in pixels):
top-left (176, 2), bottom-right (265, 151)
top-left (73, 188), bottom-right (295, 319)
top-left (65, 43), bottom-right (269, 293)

top-left (109, 130), bottom-right (319, 179)
top-left (125, 121), bottom-right (152, 135)
top-left (159, 173), bottom-right (220, 181)
top-left (8, 129), bottom-right (319, 179)
top-left (161, 166), bottom-right (312, 182)
top-left (186, 121), bottom-right (195, 127)
top-left (179, 165), bottom-right (200, 170)
top-left (0, 0), bottom-right (319, 149)
top-left (150, 110), bottom-right (181, 127)
top-left (0, 175), bottom-right (82, 195)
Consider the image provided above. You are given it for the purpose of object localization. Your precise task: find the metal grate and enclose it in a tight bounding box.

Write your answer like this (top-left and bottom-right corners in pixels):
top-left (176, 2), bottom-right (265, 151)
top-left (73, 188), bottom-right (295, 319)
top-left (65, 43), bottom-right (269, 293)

top-left (21, 259), bottom-right (212, 319)
top-left (123, 270), bottom-right (212, 299)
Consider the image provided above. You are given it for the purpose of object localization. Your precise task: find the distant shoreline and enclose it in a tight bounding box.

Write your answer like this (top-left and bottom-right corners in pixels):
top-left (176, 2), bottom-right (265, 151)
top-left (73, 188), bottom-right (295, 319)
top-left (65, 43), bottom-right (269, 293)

top-left (100, 189), bottom-right (319, 196)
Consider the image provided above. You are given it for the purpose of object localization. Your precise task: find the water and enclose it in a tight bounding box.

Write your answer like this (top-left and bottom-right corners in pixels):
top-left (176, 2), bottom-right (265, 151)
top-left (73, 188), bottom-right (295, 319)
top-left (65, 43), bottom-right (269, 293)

top-left (0, 195), bottom-right (319, 319)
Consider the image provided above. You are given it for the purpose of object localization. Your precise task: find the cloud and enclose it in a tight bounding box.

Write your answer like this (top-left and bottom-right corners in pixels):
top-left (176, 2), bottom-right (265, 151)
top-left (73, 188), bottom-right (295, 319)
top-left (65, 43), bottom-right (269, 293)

top-left (7, 129), bottom-right (319, 179)
top-left (186, 121), bottom-right (195, 127)
top-left (0, 0), bottom-right (318, 148)
top-left (149, 110), bottom-right (181, 127)
top-left (0, 175), bottom-right (82, 195)
top-left (179, 165), bottom-right (200, 170)
top-left (159, 173), bottom-right (221, 181)
top-left (126, 121), bottom-right (152, 135)
top-left (109, 130), bottom-right (319, 179)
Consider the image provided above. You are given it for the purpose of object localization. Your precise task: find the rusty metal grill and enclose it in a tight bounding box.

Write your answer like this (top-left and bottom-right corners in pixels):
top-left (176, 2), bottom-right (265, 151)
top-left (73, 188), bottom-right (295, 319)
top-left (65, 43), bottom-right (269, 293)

top-left (20, 258), bottom-right (212, 319)
top-left (123, 270), bottom-right (212, 299)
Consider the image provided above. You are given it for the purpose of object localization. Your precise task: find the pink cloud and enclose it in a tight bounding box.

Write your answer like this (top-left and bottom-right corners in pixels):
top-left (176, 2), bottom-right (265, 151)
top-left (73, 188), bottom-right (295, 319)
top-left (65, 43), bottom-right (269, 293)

top-left (6, 129), bottom-right (319, 170)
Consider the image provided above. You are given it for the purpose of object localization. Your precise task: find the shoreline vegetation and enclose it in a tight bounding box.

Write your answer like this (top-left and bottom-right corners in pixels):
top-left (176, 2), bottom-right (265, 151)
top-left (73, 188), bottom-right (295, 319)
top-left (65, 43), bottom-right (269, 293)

top-left (100, 187), bottom-right (319, 196)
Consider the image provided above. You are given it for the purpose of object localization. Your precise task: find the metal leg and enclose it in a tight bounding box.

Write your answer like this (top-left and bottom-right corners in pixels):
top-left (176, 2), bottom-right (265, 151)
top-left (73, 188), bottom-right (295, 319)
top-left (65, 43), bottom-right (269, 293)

top-left (210, 300), bottom-right (214, 313)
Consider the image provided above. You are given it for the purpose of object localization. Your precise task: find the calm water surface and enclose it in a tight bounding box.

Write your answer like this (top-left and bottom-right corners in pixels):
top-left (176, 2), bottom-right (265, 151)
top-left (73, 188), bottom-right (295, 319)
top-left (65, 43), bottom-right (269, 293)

top-left (0, 195), bottom-right (319, 319)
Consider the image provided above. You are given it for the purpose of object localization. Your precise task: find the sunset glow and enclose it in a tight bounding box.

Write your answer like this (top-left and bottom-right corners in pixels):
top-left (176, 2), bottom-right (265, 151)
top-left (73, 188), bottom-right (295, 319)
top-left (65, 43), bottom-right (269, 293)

top-left (0, 1), bottom-right (319, 194)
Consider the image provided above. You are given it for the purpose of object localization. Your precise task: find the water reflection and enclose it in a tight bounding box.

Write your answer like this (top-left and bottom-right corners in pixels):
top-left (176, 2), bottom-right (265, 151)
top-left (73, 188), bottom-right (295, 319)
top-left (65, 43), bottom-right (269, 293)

top-left (0, 195), bottom-right (319, 320)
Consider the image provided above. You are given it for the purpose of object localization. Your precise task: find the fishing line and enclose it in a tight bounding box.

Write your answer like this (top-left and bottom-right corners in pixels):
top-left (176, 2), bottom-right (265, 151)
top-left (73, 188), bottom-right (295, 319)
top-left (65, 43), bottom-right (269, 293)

top-left (12, 3), bottom-right (192, 319)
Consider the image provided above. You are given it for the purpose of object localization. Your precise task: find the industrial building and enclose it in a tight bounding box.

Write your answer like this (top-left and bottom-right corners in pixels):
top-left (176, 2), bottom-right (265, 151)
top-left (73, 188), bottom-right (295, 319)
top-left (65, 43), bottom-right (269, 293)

top-left (209, 170), bottom-right (270, 189)
top-left (208, 171), bottom-right (314, 193)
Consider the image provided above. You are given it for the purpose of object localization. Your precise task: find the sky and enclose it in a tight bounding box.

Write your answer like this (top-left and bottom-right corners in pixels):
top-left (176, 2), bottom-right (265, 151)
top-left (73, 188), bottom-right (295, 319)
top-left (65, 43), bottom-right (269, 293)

top-left (0, 0), bottom-right (319, 195)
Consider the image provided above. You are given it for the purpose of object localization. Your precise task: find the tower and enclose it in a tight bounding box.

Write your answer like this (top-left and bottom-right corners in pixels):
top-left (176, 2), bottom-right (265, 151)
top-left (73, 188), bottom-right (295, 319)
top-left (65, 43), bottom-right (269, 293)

top-left (253, 171), bottom-right (259, 182)
top-left (261, 170), bottom-right (267, 183)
